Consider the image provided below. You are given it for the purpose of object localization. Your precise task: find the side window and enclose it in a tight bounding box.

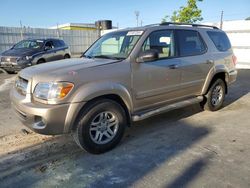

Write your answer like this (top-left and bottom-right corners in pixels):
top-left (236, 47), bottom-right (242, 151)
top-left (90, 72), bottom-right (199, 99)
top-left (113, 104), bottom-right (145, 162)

top-left (177, 30), bottom-right (206, 56)
top-left (142, 30), bottom-right (175, 58)
top-left (207, 31), bottom-right (231, 52)
top-left (60, 40), bottom-right (66, 47)
top-left (45, 41), bottom-right (54, 49)
top-left (53, 40), bottom-right (62, 48)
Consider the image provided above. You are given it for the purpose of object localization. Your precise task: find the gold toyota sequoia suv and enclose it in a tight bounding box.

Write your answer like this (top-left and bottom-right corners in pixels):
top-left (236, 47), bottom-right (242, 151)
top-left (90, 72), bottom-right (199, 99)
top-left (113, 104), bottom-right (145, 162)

top-left (10, 22), bottom-right (237, 154)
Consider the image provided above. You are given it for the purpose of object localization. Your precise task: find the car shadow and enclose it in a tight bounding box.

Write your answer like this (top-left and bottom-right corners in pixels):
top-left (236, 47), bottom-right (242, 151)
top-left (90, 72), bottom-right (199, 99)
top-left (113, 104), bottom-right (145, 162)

top-left (0, 103), bottom-right (212, 188)
top-left (0, 70), bottom-right (248, 187)
top-left (222, 69), bottom-right (250, 108)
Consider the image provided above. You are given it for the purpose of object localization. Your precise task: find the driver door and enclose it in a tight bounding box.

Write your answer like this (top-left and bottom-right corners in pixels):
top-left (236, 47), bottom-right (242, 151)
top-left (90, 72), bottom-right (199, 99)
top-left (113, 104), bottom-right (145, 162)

top-left (44, 41), bottom-right (57, 62)
top-left (132, 29), bottom-right (182, 111)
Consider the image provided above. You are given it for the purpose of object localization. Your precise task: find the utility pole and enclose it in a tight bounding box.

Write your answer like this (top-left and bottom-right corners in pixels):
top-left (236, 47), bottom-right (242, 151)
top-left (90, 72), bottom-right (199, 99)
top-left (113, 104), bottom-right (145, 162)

top-left (56, 23), bottom-right (60, 38)
top-left (220, 11), bottom-right (224, 29)
top-left (135, 11), bottom-right (140, 27)
top-left (20, 20), bottom-right (23, 40)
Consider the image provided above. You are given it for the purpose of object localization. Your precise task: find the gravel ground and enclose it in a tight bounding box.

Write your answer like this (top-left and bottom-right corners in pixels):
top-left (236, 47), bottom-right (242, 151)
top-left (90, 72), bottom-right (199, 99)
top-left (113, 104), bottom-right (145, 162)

top-left (0, 70), bottom-right (250, 188)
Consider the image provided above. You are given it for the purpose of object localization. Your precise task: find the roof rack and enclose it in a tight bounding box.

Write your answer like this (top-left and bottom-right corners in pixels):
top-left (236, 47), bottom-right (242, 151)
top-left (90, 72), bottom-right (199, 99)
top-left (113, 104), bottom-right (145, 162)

top-left (160, 22), bottom-right (219, 29)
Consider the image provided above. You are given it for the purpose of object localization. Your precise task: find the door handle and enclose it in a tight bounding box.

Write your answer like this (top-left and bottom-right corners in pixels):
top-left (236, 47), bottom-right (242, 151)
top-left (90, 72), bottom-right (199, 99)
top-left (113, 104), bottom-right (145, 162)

top-left (169, 64), bottom-right (179, 69)
top-left (206, 60), bottom-right (214, 64)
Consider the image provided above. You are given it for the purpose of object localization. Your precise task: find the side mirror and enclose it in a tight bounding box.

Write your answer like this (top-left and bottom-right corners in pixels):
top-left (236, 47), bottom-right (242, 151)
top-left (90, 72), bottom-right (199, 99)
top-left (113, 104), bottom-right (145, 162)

top-left (137, 49), bottom-right (159, 63)
top-left (44, 46), bottom-right (51, 51)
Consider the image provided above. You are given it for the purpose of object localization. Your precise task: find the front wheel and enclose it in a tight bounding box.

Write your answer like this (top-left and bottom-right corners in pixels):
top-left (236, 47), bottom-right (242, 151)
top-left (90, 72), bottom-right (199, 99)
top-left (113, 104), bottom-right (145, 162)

top-left (201, 78), bottom-right (226, 111)
top-left (72, 99), bottom-right (127, 154)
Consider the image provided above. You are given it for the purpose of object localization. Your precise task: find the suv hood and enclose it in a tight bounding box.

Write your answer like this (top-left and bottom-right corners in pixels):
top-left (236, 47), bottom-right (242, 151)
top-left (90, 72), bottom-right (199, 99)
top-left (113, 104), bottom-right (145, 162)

top-left (1, 48), bottom-right (42, 57)
top-left (19, 58), bottom-right (120, 81)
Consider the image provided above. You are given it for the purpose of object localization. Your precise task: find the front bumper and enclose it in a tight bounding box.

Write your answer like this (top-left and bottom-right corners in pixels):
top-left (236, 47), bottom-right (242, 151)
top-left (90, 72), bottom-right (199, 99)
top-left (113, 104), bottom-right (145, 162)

top-left (228, 69), bottom-right (237, 84)
top-left (0, 62), bottom-right (30, 72)
top-left (10, 88), bottom-right (80, 135)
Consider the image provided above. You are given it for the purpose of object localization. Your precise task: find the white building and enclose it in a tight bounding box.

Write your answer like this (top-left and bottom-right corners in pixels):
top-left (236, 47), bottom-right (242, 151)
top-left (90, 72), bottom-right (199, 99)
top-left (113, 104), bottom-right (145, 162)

top-left (204, 20), bottom-right (250, 69)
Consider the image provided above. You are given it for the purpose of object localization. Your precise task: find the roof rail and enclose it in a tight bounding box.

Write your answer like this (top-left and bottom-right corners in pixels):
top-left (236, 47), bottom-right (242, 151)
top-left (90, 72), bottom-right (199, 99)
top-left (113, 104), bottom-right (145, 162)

top-left (160, 22), bottom-right (219, 29)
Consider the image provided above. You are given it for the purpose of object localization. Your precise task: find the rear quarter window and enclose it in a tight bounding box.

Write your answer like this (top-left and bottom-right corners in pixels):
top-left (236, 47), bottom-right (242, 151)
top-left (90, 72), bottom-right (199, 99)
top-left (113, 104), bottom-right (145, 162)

top-left (53, 40), bottom-right (66, 48)
top-left (207, 31), bottom-right (231, 52)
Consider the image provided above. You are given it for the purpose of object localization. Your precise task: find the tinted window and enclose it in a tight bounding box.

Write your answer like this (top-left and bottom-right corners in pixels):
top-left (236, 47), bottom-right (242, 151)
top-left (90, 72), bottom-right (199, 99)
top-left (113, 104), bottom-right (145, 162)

top-left (45, 41), bottom-right (54, 49)
top-left (53, 40), bottom-right (64, 48)
top-left (59, 40), bottom-right (66, 46)
top-left (207, 31), bottom-right (231, 52)
top-left (142, 30), bottom-right (175, 58)
top-left (177, 30), bottom-right (206, 56)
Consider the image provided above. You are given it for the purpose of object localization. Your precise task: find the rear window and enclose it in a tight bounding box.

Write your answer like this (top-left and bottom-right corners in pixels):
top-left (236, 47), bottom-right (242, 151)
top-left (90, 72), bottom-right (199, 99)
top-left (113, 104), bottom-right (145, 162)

top-left (177, 30), bottom-right (206, 56)
top-left (207, 31), bottom-right (231, 52)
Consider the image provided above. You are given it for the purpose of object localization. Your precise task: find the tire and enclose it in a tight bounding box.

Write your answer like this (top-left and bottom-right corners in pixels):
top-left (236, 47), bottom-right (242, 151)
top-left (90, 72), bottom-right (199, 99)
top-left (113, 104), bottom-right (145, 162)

top-left (72, 99), bottom-right (127, 154)
top-left (0, 68), bottom-right (7, 74)
top-left (64, 54), bottom-right (70, 59)
top-left (37, 59), bottom-right (45, 64)
top-left (6, 70), bottom-right (15, 74)
top-left (201, 78), bottom-right (226, 111)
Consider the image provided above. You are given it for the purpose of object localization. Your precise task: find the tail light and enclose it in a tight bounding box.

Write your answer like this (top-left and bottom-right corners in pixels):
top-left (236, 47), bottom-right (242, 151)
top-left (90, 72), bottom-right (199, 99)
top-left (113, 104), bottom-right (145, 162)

top-left (232, 55), bottom-right (237, 66)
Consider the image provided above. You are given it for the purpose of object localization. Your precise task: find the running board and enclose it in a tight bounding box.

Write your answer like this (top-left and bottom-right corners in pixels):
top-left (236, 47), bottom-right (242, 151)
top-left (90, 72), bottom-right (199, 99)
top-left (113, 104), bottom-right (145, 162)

top-left (132, 96), bottom-right (203, 122)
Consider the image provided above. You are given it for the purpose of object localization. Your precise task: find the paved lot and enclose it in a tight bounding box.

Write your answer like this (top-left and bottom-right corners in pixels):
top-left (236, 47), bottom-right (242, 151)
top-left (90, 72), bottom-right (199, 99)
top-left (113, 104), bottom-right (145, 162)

top-left (0, 70), bottom-right (250, 188)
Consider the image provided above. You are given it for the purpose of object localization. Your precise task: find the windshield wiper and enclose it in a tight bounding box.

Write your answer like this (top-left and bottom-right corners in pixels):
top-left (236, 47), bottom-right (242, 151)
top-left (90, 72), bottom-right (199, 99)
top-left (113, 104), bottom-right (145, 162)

top-left (93, 55), bottom-right (124, 60)
top-left (81, 54), bottom-right (93, 59)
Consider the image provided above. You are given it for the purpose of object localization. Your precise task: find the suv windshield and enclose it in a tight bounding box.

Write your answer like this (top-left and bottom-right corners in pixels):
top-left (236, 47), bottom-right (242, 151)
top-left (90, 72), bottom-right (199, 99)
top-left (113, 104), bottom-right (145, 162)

top-left (14, 40), bottom-right (44, 49)
top-left (83, 31), bottom-right (142, 60)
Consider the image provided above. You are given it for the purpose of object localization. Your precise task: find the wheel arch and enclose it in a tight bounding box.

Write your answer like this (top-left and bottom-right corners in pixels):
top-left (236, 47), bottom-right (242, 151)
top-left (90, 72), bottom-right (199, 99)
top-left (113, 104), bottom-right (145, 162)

top-left (37, 58), bottom-right (46, 64)
top-left (64, 83), bottom-right (133, 133)
top-left (202, 68), bottom-right (229, 95)
top-left (64, 53), bottom-right (71, 58)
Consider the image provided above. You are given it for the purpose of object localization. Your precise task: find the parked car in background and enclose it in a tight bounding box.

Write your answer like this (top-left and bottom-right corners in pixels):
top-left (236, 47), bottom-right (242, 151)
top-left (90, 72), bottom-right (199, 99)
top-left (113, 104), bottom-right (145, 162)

top-left (0, 38), bottom-right (71, 73)
top-left (10, 22), bottom-right (237, 154)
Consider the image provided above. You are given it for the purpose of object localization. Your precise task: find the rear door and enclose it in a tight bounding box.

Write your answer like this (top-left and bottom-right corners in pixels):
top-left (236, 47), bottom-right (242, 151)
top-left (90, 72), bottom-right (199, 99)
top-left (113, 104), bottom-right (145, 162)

top-left (53, 39), bottom-right (65, 60)
top-left (176, 29), bottom-right (213, 97)
top-left (132, 29), bottom-right (182, 111)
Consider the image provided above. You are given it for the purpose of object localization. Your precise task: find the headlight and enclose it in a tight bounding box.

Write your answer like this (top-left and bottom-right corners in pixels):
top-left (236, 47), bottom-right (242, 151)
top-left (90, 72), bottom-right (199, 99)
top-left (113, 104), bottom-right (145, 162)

top-left (34, 82), bottom-right (74, 102)
top-left (18, 56), bottom-right (33, 62)
top-left (25, 56), bottom-right (33, 60)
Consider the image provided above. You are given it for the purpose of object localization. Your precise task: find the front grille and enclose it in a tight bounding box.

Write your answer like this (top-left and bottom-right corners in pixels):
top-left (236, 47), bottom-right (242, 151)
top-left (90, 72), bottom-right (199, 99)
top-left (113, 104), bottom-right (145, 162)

top-left (1, 56), bottom-right (18, 63)
top-left (15, 76), bottom-right (28, 95)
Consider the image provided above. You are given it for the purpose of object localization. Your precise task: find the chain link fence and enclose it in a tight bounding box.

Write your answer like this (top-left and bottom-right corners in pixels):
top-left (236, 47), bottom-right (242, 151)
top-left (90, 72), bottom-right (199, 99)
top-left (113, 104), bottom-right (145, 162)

top-left (0, 26), bottom-right (99, 57)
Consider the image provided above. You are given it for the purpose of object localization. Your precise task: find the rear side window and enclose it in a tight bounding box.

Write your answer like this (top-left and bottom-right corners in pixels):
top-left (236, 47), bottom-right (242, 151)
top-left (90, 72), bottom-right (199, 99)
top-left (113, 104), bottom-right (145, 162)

top-left (59, 40), bottom-right (66, 47)
top-left (207, 31), bottom-right (231, 52)
top-left (177, 30), bottom-right (206, 56)
top-left (53, 40), bottom-right (64, 48)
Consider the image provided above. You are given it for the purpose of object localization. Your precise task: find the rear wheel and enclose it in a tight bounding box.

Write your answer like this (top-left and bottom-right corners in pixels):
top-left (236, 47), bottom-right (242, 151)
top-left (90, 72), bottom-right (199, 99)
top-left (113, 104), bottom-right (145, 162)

top-left (64, 54), bottom-right (70, 59)
top-left (201, 78), bottom-right (226, 111)
top-left (72, 99), bottom-right (127, 154)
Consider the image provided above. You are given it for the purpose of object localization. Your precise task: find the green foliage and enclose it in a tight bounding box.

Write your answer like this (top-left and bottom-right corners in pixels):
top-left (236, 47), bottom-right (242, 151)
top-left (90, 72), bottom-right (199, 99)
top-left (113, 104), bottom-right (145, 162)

top-left (162, 0), bottom-right (203, 23)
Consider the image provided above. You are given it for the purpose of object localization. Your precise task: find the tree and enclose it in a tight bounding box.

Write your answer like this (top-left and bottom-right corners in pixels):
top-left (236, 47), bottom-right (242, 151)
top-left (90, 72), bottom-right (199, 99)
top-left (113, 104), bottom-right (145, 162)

top-left (246, 17), bottom-right (250, 20)
top-left (162, 0), bottom-right (203, 23)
